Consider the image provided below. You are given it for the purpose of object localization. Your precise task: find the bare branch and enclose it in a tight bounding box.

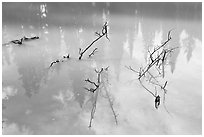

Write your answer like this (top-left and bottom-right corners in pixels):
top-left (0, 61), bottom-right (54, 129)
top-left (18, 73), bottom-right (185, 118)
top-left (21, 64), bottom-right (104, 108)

top-left (104, 66), bottom-right (109, 71)
top-left (162, 81), bottom-right (168, 90)
top-left (102, 22), bottom-right (110, 41)
top-left (85, 67), bottom-right (118, 128)
top-left (95, 68), bottom-right (104, 74)
top-left (139, 45), bottom-right (177, 80)
top-left (147, 48), bottom-right (154, 63)
top-left (3, 36), bottom-right (40, 46)
top-left (102, 84), bottom-right (118, 125)
top-left (79, 22), bottom-right (109, 60)
top-left (11, 38), bottom-right (23, 45)
top-left (49, 59), bottom-right (60, 68)
top-left (84, 87), bottom-right (97, 93)
top-left (63, 53), bottom-right (70, 59)
top-left (125, 30), bottom-right (177, 111)
top-left (148, 30), bottom-right (172, 62)
top-left (89, 48), bottom-right (98, 58)
top-left (167, 29), bottom-right (173, 40)
top-left (162, 90), bottom-right (172, 116)
top-left (147, 71), bottom-right (159, 83)
top-left (125, 65), bottom-right (139, 73)
top-left (49, 53), bottom-right (71, 68)
top-left (95, 32), bottom-right (101, 37)
top-left (89, 99), bottom-right (97, 128)
top-left (139, 79), bottom-right (156, 97)
top-left (79, 48), bottom-right (82, 54)
top-left (85, 78), bottom-right (99, 88)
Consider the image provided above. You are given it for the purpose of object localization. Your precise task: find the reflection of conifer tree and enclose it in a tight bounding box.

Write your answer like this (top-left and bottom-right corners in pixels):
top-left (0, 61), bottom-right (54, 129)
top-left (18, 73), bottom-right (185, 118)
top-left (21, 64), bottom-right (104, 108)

top-left (7, 3), bottom-right (49, 98)
top-left (95, 5), bottom-right (110, 59)
top-left (2, 46), bottom-right (12, 66)
top-left (107, 15), bottom-right (127, 80)
top-left (178, 33), bottom-right (196, 62)
top-left (139, 17), bottom-right (161, 63)
top-left (128, 23), bottom-right (136, 59)
top-left (162, 3), bottom-right (201, 72)
top-left (109, 33), bottom-right (124, 80)
top-left (163, 28), bottom-right (180, 74)
top-left (184, 37), bottom-right (195, 62)
top-left (13, 47), bottom-right (48, 98)
top-left (136, 3), bottom-right (201, 73)
top-left (121, 10), bottom-right (138, 59)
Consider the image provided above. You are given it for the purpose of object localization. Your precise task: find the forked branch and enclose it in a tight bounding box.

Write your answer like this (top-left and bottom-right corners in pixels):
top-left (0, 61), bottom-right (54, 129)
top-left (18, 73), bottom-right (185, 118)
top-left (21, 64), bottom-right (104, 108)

top-left (85, 67), bottom-right (118, 128)
top-left (89, 48), bottom-right (98, 58)
top-left (126, 30), bottom-right (177, 111)
top-left (79, 22), bottom-right (109, 60)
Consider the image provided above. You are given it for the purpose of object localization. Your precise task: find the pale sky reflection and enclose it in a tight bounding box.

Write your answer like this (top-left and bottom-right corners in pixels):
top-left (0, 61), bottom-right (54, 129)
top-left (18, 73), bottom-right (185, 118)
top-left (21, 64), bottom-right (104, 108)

top-left (2, 2), bottom-right (202, 135)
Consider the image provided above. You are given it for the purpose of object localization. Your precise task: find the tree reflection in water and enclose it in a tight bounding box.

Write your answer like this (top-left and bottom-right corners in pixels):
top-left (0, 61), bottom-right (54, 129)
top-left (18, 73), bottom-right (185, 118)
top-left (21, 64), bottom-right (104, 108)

top-left (2, 2), bottom-right (202, 135)
top-left (12, 45), bottom-right (49, 98)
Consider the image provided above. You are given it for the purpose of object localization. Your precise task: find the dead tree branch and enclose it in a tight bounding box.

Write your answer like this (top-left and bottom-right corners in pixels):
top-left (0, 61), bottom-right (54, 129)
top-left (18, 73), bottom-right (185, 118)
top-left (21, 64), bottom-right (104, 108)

top-left (84, 87), bottom-right (98, 93)
top-left (88, 92), bottom-right (98, 128)
top-left (79, 22), bottom-right (109, 60)
top-left (3, 36), bottom-right (40, 46)
top-left (89, 48), bottom-right (98, 58)
top-left (85, 78), bottom-right (99, 88)
top-left (139, 79), bottom-right (156, 97)
top-left (85, 68), bottom-right (103, 128)
top-left (85, 66), bottom-right (118, 128)
top-left (49, 53), bottom-right (71, 68)
top-left (49, 59), bottom-right (60, 68)
top-left (160, 81), bottom-right (172, 116)
top-left (89, 104), bottom-right (96, 128)
top-left (126, 30), bottom-right (178, 111)
top-left (125, 65), bottom-right (139, 73)
top-left (102, 84), bottom-right (118, 125)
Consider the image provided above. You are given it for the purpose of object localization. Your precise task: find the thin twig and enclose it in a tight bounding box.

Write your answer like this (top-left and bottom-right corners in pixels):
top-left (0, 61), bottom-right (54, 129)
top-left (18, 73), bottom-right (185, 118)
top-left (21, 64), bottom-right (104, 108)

top-left (102, 84), bottom-right (118, 125)
top-left (139, 79), bottom-right (156, 97)
top-left (162, 88), bottom-right (172, 116)
top-left (89, 48), bottom-right (98, 58)
top-left (85, 78), bottom-right (99, 88)
top-left (84, 87), bottom-right (98, 93)
top-left (125, 65), bottom-right (139, 73)
top-left (88, 93), bottom-right (98, 128)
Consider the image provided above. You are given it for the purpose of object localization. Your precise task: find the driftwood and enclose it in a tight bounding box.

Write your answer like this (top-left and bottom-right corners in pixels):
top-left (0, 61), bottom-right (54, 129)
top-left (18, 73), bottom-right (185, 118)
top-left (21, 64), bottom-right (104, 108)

top-left (3, 36), bottom-right (40, 46)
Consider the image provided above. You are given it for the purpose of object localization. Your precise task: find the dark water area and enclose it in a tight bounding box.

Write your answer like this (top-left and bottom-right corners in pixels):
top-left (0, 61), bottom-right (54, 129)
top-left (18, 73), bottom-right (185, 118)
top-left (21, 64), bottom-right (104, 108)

top-left (2, 2), bottom-right (202, 135)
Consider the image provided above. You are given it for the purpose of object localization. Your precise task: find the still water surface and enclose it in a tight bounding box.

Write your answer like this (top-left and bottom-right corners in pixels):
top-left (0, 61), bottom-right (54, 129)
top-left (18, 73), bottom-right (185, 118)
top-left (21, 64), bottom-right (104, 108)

top-left (2, 3), bottom-right (202, 134)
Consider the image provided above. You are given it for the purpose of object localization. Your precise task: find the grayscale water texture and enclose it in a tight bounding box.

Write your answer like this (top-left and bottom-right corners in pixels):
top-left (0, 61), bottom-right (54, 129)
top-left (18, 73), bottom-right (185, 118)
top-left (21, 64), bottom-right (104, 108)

top-left (2, 2), bottom-right (202, 135)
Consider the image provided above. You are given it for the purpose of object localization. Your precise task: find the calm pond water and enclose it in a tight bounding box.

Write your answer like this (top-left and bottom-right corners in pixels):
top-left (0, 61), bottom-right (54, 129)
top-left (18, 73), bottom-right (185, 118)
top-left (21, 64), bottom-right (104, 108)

top-left (2, 2), bottom-right (202, 135)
